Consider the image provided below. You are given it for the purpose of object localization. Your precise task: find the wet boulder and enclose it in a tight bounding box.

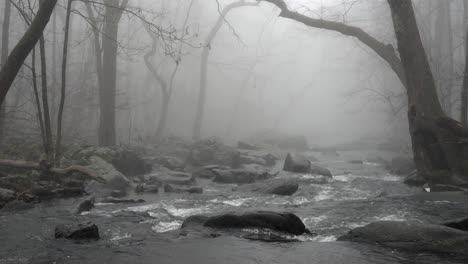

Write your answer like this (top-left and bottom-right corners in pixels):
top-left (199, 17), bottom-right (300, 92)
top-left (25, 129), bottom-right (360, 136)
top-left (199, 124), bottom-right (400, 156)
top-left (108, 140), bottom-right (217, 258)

top-left (73, 146), bottom-right (151, 177)
top-left (182, 211), bottom-right (308, 236)
top-left (0, 187), bottom-right (16, 209)
top-left (87, 156), bottom-right (130, 190)
top-left (283, 153), bottom-right (310, 173)
top-left (100, 197), bottom-right (145, 204)
top-left (442, 217), bottom-right (468, 232)
top-left (338, 221), bottom-right (468, 256)
top-left (236, 179), bottom-right (298, 196)
top-left (309, 164), bottom-right (332, 178)
top-left (187, 139), bottom-right (241, 168)
top-left (164, 184), bottom-right (203, 194)
top-left (28, 182), bottom-right (87, 200)
top-left (77, 197), bottom-right (95, 214)
top-left (55, 222), bottom-right (100, 240)
top-left (212, 169), bottom-right (271, 184)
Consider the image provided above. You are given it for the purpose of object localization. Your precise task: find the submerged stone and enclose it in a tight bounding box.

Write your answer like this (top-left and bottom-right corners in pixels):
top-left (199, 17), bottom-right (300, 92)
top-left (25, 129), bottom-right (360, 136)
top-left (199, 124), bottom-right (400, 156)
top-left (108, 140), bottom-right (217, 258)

top-left (55, 222), bottom-right (100, 240)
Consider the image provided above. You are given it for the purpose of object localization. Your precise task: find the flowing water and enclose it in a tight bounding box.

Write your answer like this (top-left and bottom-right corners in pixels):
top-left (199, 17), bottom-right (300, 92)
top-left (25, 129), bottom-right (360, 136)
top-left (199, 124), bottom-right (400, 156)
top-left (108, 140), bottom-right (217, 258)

top-left (1, 150), bottom-right (468, 263)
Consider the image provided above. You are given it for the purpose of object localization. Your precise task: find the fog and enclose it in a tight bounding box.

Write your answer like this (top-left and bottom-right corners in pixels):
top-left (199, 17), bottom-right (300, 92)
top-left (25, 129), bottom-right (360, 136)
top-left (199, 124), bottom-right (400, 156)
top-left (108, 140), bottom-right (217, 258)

top-left (0, 0), bottom-right (409, 147)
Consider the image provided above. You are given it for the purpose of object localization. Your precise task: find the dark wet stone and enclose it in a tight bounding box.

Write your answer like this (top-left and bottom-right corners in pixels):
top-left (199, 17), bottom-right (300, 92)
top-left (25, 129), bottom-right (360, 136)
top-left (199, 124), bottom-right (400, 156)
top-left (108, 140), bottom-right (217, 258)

top-left (192, 166), bottom-right (221, 179)
top-left (283, 153), bottom-right (310, 173)
top-left (182, 211), bottom-right (308, 236)
top-left (77, 197), bottom-right (95, 214)
top-left (338, 220), bottom-right (468, 256)
top-left (0, 187), bottom-right (16, 208)
top-left (164, 184), bottom-right (203, 194)
top-left (236, 179), bottom-right (298, 196)
top-left (310, 164), bottom-right (332, 178)
top-left (442, 217), bottom-right (468, 232)
top-left (100, 197), bottom-right (145, 204)
top-left (55, 222), bottom-right (100, 240)
top-left (212, 169), bottom-right (271, 184)
top-left (348, 160), bottom-right (363, 164)
top-left (28, 185), bottom-right (86, 200)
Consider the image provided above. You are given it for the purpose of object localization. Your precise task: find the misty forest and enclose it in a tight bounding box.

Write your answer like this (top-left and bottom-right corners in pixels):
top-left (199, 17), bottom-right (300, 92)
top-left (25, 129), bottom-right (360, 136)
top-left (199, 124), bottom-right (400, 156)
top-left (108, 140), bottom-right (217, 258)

top-left (3, 0), bottom-right (468, 263)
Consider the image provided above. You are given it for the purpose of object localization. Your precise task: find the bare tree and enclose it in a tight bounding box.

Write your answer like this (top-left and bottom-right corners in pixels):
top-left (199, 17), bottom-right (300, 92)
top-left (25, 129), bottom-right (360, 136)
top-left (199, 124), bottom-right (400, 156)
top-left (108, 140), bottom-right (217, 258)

top-left (260, 0), bottom-right (468, 184)
top-left (55, 0), bottom-right (74, 164)
top-left (192, 0), bottom-right (258, 141)
top-left (143, 0), bottom-right (195, 142)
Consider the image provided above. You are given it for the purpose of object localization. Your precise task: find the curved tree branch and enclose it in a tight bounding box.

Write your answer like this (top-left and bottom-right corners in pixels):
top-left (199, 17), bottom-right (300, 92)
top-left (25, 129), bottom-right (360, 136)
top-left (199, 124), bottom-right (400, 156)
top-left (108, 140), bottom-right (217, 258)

top-left (258, 0), bottom-right (407, 89)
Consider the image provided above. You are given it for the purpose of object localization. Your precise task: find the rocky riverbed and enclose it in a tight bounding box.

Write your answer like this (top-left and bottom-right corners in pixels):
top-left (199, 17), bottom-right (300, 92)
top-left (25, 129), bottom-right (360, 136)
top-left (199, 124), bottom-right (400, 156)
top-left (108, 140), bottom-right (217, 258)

top-left (1, 142), bottom-right (468, 264)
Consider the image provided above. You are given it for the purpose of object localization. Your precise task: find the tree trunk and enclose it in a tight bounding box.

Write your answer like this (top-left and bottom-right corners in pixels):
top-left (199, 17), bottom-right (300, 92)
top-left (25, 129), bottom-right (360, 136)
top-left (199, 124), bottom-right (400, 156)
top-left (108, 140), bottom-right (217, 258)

top-left (0, 0), bottom-right (57, 105)
top-left (0, 0), bottom-right (11, 141)
top-left (55, 0), bottom-right (73, 164)
top-left (39, 36), bottom-right (53, 162)
top-left (388, 0), bottom-right (468, 184)
top-left (31, 48), bottom-right (47, 154)
top-left (98, 0), bottom-right (128, 146)
top-left (433, 0), bottom-right (454, 116)
top-left (461, 0), bottom-right (468, 127)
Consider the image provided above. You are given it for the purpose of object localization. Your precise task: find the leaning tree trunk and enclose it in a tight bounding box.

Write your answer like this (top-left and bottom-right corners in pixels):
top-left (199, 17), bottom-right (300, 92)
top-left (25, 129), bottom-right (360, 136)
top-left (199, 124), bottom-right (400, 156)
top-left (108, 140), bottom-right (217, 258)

top-left (0, 0), bottom-right (57, 106)
top-left (388, 0), bottom-right (468, 184)
top-left (0, 0), bottom-right (11, 141)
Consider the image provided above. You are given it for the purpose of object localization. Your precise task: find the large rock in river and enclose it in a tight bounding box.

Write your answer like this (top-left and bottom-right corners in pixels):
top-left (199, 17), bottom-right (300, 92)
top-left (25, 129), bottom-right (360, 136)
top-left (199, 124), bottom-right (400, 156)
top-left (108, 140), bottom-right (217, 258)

top-left (338, 220), bottom-right (468, 256)
top-left (212, 169), bottom-right (272, 184)
top-left (55, 222), bottom-right (100, 240)
top-left (182, 211), bottom-right (308, 236)
top-left (73, 146), bottom-right (151, 176)
top-left (283, 153), bottom-right (332, 177)
top-left (87, 156), bottom-right (130, 190)
top-left (283, 153), bottom-right (310, 173)
top-left (236, 179), bottom-right (298, 196)
top-left (0, 187), bottom-right (16, 209)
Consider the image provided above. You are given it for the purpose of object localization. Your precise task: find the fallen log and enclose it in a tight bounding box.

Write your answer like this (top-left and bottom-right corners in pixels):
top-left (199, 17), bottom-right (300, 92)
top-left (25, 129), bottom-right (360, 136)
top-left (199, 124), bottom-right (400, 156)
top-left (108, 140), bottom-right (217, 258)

top-left (0, 159), bottom-right (105, 183)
